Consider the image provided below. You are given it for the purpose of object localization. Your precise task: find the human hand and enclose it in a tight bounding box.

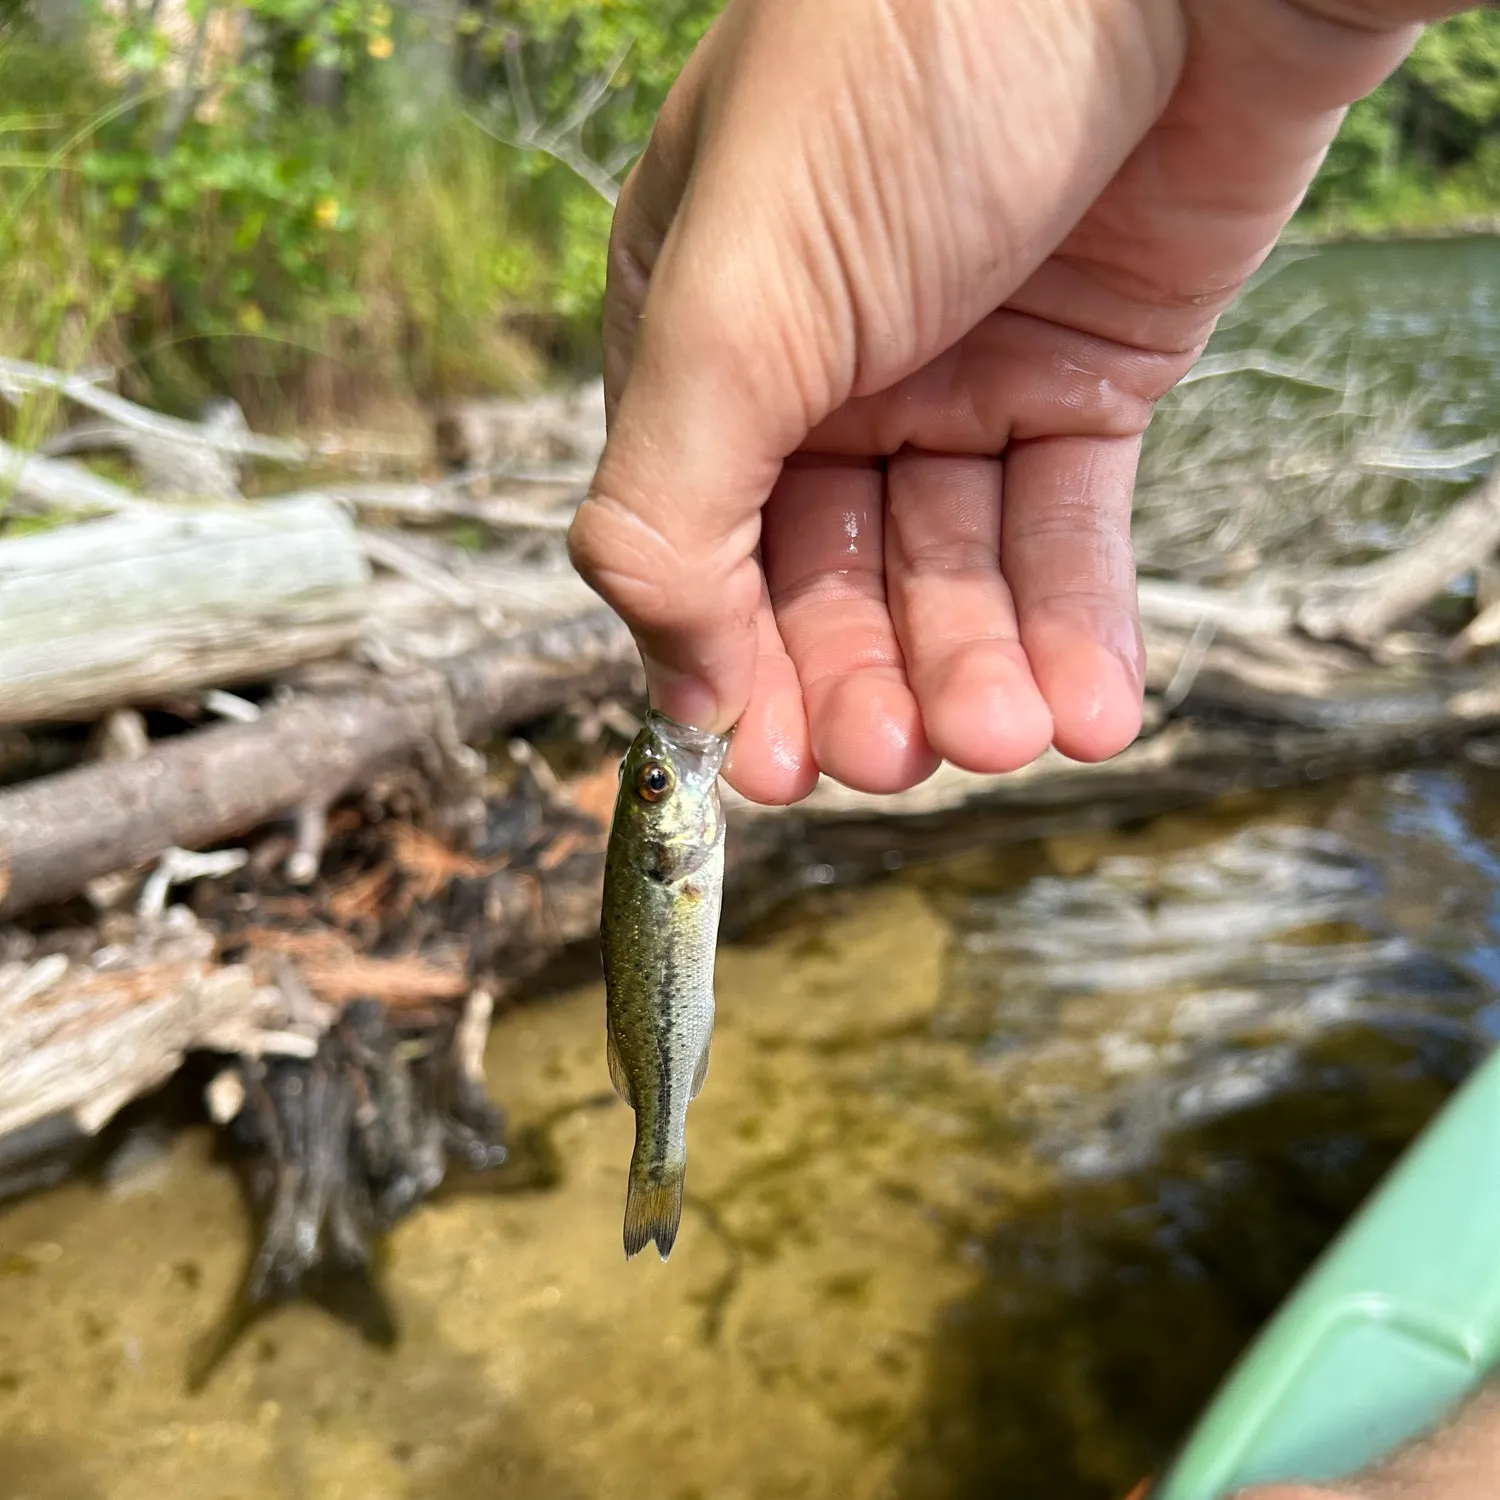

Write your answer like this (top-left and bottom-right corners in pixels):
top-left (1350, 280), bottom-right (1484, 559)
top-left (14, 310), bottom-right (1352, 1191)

top-left (1232, 1487), bottom-right (1365, 1499)
top-left (569, 0), bottom-right (1462, 804)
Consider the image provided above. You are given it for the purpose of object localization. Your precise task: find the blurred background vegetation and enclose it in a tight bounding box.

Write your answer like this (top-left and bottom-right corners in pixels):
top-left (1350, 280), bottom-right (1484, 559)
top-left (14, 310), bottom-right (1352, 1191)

top-left (0, 0), bottom-right (1497, 428)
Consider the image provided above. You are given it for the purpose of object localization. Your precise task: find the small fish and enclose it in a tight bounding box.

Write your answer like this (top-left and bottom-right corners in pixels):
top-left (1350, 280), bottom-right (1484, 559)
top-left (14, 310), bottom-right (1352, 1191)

top-left (600, 708), bottom-right (731, 1260)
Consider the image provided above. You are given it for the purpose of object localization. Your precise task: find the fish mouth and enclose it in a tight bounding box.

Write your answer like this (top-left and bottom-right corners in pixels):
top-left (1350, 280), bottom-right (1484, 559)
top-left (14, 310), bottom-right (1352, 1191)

top-left (644, 708), bottom-right (731, 776)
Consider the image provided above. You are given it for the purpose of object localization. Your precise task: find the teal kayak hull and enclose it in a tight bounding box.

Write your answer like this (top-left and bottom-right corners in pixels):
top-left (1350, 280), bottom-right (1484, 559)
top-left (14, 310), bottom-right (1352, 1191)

top-left (1151, 1039), bottom-right (1500, 1498)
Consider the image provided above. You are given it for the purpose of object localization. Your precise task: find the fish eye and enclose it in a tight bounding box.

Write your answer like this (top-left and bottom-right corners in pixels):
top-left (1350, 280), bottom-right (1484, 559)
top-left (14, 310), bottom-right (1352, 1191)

top-left (635, 760), bottom-right (673, 802)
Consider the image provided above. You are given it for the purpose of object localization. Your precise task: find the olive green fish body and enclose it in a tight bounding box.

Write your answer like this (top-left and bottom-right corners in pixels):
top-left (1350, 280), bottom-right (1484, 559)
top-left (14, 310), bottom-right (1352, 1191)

top-left (600, 710), bottom-right (729, 1261)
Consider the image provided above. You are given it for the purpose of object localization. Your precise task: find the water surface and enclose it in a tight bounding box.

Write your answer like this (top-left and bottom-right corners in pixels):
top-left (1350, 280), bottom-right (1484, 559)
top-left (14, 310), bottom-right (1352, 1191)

top-left (3, 758), bottom-right (1499, 1500)
top-left (5, 235), bottom-right (1500, 1499)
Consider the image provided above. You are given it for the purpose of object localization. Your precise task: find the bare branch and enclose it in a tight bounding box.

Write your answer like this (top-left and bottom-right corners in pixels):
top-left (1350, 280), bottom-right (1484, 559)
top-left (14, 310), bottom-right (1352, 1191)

top-left (0, 357), bottom-right (308, 464)
top-left (0, 435), bottom-right (145, 517)
top-left (470, 34), bottom-right (632, 206)
top-left (549, 38), bottom-right (632, 143)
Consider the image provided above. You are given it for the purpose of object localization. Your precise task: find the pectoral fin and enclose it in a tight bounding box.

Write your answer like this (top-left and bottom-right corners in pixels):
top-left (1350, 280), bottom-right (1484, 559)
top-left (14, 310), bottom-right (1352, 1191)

top-left (606, 1022), bottom-right (634, 1107)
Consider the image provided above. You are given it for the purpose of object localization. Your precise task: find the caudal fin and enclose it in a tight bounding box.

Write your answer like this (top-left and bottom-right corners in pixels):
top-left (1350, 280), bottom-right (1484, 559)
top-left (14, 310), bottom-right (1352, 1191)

top-left (623, 1165), bottom-right (685, 1261)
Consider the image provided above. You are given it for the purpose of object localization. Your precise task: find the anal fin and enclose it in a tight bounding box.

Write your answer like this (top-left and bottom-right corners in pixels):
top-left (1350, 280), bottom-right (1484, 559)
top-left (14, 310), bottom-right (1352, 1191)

top-left (689, 1027), bottom-right (713, 1100)
top-left (606, 1022), bottom-right (634, 1107)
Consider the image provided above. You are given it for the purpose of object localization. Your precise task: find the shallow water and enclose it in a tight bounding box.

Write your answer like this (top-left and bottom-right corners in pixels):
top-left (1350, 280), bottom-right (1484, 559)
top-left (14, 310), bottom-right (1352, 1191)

top-left (3, 757), bottom-right (1499, 1500)
top-left (6, 236), bottom-right (1500, 1498)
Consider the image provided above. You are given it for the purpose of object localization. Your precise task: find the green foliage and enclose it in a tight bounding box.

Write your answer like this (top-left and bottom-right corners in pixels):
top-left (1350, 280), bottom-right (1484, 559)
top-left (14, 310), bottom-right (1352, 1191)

top-left (72, 0), bottom-right (392, 344)
top-left (0, 0), bottom-right (724, 410)
top-left (458, 0), bottom-right (721, 347)
top-left (1303, 11), bottom-right (1500, 229)
top-left (1407, 11), bottom-right (1500, 127)
top-left (1, 0), bottom-right (1496, 424)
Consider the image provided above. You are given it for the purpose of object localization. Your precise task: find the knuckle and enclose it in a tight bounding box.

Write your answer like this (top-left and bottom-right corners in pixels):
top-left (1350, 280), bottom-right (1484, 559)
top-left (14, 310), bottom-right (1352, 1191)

top-left (898, 537), bottom-right (998, 577)
top-left (1010, 499), bottom-right (1134, 558)
top-left (568, 496), bottom-right (683, 630)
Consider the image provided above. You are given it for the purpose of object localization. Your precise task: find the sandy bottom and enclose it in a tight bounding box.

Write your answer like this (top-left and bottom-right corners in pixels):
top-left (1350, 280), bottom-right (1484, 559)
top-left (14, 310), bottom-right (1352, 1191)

top-left (0, 884), bottom-right (1034, 1500)
top-left (5, 772), bottom-right (1488, 1500)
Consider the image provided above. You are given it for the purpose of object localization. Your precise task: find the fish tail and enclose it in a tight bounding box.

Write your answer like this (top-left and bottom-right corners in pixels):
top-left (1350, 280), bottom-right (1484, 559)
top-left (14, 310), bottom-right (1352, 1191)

top-left (623, 1160), bottom-right (686, 1261)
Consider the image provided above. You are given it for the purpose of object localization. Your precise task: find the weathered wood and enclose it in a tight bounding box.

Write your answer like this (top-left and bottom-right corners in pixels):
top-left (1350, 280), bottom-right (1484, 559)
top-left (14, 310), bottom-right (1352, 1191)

top-left (0, 357), bottom-right (307, 464)
top-left (0, 495), bottom-right (371, 725)
top-left (433, 379), bottom-right (606, 471)
top-left (320, 478), bottom-right (583, 531)
top-left (0, 908), bottom-right (302, 1142)
top-left (0, 609), bottom-right (642, 919)
top-left (0, 435), bottom-right (144, 516)
top-left (1298, 465), bottom-right (1500, 645)
top-left (6, 544), bottom-right (1500, 925)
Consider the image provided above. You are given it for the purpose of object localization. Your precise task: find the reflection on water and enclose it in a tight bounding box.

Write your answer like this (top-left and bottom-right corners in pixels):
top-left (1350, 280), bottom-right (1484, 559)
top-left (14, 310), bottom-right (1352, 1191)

top-left (2, 761), bottom-right (1498, 1499)
top-left (1136, 236), bottom-right (1500, 578)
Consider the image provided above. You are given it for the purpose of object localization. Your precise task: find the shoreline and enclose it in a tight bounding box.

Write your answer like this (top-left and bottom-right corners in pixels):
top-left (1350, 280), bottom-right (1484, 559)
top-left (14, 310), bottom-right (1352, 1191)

top-left (1282, 214), bottom-right (1500, 248)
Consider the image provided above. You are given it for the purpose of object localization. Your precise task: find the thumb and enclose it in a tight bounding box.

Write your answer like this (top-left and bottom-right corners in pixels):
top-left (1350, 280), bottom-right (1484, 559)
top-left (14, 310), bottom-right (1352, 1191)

top-left (569, 206), bottom-right (812, 735)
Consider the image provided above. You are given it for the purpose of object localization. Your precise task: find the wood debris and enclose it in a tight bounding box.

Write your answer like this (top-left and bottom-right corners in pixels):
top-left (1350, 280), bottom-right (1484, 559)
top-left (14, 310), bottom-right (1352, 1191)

top-left (2, 355), bottom-right (1500, 1281)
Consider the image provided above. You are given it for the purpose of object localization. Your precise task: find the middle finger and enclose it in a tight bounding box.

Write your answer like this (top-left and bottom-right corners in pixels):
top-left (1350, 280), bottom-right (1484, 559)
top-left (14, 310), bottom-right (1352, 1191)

top-left (761, 457), bottom-right (939, 794)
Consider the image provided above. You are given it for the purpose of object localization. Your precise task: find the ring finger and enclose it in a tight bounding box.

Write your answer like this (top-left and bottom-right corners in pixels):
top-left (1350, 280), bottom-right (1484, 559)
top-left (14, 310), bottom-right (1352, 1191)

top-left (761, 456), bottom-right (939, 795)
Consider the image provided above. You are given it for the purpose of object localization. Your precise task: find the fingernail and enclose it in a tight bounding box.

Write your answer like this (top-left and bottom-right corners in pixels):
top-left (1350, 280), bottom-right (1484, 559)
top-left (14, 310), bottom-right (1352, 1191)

top-left (642, 657), bottom-right (723, 734)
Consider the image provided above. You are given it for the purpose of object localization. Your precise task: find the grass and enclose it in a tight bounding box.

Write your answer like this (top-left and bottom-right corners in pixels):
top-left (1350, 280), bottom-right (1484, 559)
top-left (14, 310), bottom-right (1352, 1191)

top-left (0, 34), bottom-right (559, 436)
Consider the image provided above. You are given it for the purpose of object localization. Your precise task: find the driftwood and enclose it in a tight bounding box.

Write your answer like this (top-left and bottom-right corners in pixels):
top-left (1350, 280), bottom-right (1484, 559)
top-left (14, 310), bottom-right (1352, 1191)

top-left (0, 905), bottom-right (310, 1142)
top-left (0, 608), bottom-right (641, 919)
top-left (0, 495), bottom-right (372, 725)
top-left (433, 378), bottom-right (606, 472)
top-left (0, 356), bottom-right (307, 464)
top-left (5, 449), bottom-right (1500, 922)
top-left (321, 476), bottom-right (586, 532)
top-left (1298, 463), bottom-right (1500, 645)
top-left (0, 434), bottom-right (144, 516)
top-left (2, 349), bottom-right (1500, 1195)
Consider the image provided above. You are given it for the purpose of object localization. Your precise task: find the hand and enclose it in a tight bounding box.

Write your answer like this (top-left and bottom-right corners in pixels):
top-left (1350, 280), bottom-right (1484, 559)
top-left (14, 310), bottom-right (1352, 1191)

top-left (1233, 1488), bottom-right (1365, 1499)
top-left (1223, 1378), bottom-right (1500, 1497)
top-left (569, 0), bottom-right (1458, 804)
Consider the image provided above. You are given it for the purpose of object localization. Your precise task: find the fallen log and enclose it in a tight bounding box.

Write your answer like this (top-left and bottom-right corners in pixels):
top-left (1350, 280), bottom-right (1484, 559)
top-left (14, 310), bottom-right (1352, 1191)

top-left (0, 608), bottom-right (641, 919)
top-left (0, 905), bottom-right (309, 1143)
top-left (0, 494), bottom-right (371, 725)
top-left (0, 434), bottom-right (144, 516)
top-left (1, 636), bottom-right (1497, 1196)
top-left (1298, 463), bottom-right (1500, 645)
top-left (5, 554), bottom-right (1500, 926)
top-left (319, 477), bottom-right (584, 531)
top-left (433, 379), bottom-right (605, 472)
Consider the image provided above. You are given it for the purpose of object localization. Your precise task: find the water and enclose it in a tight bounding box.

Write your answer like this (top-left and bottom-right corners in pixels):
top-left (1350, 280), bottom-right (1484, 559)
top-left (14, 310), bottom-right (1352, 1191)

top-left (2, 759), bottom-right (1498, 1500)
top-left (3, 238), bottom-right (1500, 1498)
top-left (1135, 235), bottom-right (1500, 579)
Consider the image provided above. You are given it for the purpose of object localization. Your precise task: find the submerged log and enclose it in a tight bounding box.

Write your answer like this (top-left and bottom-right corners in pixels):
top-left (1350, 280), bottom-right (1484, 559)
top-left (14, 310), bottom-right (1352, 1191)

top-left (0, 494), bottom-right (371, 725)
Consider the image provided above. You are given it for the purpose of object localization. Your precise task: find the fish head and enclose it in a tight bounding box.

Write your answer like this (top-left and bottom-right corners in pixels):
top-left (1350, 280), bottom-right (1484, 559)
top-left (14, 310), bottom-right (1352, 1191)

top-left (612, 709), bottom-right (730, 879)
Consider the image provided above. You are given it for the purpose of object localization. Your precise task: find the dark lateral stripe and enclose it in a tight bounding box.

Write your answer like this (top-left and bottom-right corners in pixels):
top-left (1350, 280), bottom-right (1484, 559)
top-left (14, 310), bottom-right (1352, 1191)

top-left (652, 944), bottom-right (677, 1170)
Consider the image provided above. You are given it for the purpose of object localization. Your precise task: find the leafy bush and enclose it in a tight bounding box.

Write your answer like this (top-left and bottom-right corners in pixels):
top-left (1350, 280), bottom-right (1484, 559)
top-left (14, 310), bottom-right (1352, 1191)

top-left (0, 0), bottom-right (1497, 423)
top-left (1303, 11), bottom-right (1500, 226)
